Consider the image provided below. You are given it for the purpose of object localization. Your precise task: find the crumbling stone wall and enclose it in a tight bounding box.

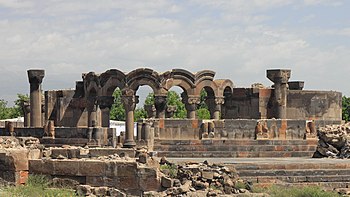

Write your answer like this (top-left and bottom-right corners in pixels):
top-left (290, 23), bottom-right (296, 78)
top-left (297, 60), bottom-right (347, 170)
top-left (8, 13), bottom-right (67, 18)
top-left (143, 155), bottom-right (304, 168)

top-left (0, 137), bottom-right (41, 185)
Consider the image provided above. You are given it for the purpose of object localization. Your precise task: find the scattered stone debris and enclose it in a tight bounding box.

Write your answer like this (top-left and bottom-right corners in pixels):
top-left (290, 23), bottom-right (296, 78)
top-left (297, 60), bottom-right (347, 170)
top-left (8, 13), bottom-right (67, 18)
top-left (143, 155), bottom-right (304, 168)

top-left (313, 123), bottom-right (350, 158)
top-left (154, 159), bottom-right (266, 197)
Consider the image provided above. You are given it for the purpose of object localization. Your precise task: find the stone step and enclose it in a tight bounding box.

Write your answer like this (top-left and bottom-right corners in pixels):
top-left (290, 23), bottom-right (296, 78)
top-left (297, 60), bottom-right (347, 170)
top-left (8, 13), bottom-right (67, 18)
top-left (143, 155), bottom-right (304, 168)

top-left (243, 175), bottom-right (350, 183)
top-left (40, 138), bottom-right (89, 147)
top-left (153, 145), bottom-right (316, 152)
top-left (155, 151), bottom-right (315, 158)
top-left (253, 182), bottom-right (350, 190)
top-left (234, 163), bottom-right (350, 170)
top-left (237, 169), bottom-right (350, 177)
top-left (154, 139), bottom-right (318, 146)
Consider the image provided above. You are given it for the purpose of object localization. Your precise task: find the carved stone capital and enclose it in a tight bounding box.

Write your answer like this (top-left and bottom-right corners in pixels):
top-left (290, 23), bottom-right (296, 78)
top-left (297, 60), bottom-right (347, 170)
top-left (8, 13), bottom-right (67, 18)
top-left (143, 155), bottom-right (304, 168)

top-left (27, 69), bottom-right (45, 84)
top-left (187, 96), bottom-right (200, 105)
top-left (97, 96), bottom-right (115, 109)
top-left (215, 97), bottom-right (225, 105)
top-left (266, 69), bottom-right (291, 84)
top-left (144, 104), bottom-right (156, 118)
top-left (121, 95), bottom-right (139, 111)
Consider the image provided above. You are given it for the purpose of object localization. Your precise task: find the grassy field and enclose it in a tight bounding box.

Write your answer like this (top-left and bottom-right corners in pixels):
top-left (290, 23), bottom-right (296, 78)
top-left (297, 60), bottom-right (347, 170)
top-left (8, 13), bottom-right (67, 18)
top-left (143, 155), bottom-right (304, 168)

top-left (0, 175), bottom-right (76, 197)
top-left (253, 185), bottom-right (341, 197)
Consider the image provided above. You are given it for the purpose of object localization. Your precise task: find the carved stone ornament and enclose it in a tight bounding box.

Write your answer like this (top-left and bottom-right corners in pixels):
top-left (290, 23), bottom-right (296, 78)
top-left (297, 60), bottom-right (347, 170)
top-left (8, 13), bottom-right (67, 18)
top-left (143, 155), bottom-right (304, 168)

top-left (27, 69), bottom-right (45, 84)
top-left (121, 95), bottom-right (139, 111)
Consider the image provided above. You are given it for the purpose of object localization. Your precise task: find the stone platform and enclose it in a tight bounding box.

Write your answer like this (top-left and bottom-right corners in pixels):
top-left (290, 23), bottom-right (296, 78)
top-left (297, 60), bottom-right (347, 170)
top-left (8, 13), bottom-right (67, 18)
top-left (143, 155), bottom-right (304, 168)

top-left (168, 157), bottom-right (350, 190)
top-left (154, 139), bottom-right (318, 158)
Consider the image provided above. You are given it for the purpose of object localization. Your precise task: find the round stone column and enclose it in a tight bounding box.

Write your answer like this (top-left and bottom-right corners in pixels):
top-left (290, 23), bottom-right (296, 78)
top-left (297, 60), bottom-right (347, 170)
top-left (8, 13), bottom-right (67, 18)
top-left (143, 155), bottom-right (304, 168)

top-left (27, 69), bottom-right (45, 127)
top-left (97, 96), bottom-right (115, 127)
top-left (267, 69), bottom-right (291, 119)
top-left (182, 94), bottom-right (200, 119)
top-left (122, 95), bottom-right (138, 148)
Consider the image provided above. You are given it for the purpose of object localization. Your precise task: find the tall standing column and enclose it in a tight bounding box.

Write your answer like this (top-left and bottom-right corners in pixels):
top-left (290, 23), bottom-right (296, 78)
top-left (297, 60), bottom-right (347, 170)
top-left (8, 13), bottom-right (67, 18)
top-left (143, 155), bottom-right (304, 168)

top-left (154, 95), bottom-right (167, 119)
top-left (27, 69), bottom-right (45, 127)
top-left (267, 69), bottom-right (291, 119)
top-left (122, 95), bottom-right (138, 148)
top-left (97, 96), bottom-right (115, 127)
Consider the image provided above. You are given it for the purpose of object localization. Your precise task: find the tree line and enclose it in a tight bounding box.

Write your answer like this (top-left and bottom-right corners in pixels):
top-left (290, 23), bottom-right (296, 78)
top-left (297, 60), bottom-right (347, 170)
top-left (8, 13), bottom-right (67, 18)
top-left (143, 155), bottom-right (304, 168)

top-left (2, 93), bottom-right (349, 122)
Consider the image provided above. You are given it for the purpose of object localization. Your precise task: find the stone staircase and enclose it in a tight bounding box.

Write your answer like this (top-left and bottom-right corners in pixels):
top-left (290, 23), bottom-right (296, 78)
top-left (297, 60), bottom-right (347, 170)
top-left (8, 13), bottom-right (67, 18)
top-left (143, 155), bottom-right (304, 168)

top-left (153, 139), bottom-right (318, 158)
top-left (233, 158), bottom-right (350, 189)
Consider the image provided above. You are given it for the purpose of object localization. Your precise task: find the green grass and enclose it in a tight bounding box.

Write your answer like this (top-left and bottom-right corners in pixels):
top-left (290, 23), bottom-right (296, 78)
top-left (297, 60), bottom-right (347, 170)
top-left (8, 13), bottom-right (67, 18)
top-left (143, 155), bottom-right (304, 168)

top-left (253, 185), bottom-right (340, 197)
top-left (160, 163), bottom-right (178, 178)
top-left (1, 175), bottom-right (76, 197)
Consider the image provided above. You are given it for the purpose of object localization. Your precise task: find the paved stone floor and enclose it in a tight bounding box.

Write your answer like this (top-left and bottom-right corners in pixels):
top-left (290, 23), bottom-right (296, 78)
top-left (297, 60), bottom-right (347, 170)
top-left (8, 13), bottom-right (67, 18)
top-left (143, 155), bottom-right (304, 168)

top-left (168, 157), bottom-right (350, 164)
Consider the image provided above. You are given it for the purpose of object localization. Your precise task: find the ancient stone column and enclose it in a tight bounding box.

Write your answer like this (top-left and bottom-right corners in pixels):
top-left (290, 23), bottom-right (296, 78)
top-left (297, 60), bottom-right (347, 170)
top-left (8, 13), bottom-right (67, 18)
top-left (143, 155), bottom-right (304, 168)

top-left (206, 97), bottom-right (225, 119)
top-left (267, 69), bottom-right (291, 119)
top-left (22, 101), bottom-right (30, 127)
top-left (122, 95), bottom-right (138, 148)
top-left (87, 97), bottom-right (97, 127)
top-left (27, 69), bottom-right (45, 127)
top-left (154, 95), bottom-right (167, 119)
top-left (97, 96), bottom-right (115, 127)
top-left (182, 94), bottom-right (200, 119)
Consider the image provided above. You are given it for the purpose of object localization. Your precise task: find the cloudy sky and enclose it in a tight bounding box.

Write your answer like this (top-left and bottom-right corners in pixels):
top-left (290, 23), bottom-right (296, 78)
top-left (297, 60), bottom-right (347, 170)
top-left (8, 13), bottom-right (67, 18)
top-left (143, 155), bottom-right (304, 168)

top-left (0, 0), bottom-right (349, 105)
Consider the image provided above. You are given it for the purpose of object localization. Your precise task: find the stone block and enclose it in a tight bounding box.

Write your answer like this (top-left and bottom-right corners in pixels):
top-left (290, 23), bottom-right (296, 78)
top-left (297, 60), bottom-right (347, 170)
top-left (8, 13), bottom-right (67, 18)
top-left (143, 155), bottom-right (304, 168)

top-left (115, 176), bottom-right (138, 190)
top-left (139, 168), bottom-right (161, 191)
top-left (161, 176), bottom-right (173, 188)
top-left (79, 160), bottom-right (105, 176)
top-left (116, 162), bottom-right (137, 177)
top-left (54, 160), bottom-right (79, 175)
top-left (94, 186), bottom-right (108, 196)
top-left (201, 170), bottom-right (214, 180)
top-left (29, 159), bottom-right (54, 175)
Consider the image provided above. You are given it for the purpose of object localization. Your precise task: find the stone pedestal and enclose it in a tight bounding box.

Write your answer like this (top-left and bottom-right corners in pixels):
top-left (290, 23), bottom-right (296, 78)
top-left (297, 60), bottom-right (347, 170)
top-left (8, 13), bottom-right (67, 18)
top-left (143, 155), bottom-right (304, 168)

top-left (27, 69), bottom-right (45, 127)
top-left (267, 69), bottom-right (291, 119)
top-left (122, 95), bottom-right (138, 148)
top-left (154, 95), bottom-right (167, 119)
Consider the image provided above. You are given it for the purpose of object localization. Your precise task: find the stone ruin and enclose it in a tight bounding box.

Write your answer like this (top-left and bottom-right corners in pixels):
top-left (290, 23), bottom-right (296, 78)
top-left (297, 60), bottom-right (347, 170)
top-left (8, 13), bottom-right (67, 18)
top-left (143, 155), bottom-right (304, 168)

top-left (0, 68), bottom-right (346, 196)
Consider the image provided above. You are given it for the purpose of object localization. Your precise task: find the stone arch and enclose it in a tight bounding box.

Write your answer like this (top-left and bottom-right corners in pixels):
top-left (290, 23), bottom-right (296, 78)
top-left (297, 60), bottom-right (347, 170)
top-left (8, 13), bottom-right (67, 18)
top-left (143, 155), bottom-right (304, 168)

top-left (126, 68), bottom-right (162, 94)
top-left (214, 79), bottom-right (234, 97)
top-left (99, 69), bottom-right (126, 96)
top-left (162, 69), bottom-right (196, 95)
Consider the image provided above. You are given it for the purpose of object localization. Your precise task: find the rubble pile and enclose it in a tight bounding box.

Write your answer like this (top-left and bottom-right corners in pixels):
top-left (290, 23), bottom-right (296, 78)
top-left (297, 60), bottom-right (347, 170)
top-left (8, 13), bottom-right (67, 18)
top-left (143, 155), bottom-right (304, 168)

top-left (313, 123), bottom-right (350, 158)
top-left (0, 137), bottom-right (40, 149)
top-left (150, 159), bottom-right (264, 197)
top-left (76, 185), bottom-right (126, 197)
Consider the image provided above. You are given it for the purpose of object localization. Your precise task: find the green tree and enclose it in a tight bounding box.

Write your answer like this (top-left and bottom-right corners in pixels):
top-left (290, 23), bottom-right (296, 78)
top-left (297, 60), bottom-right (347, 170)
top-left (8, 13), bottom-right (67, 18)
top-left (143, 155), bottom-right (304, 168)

top-left (197, 90), bottom-right (210, 119)
top-left (110, 89), bottom-right (125, 121)
top-left (342, 96), bottom-right (350, 122)
top-left (14, 94), bottom-right (29, 117)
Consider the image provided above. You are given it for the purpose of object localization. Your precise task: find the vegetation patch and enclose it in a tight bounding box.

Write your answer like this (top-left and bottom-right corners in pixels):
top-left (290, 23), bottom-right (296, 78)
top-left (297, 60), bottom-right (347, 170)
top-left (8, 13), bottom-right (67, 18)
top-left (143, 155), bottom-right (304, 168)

top-left (1, 175), bottom-right (76, 197)
top-left (253, 185), bottom-right (340, 197)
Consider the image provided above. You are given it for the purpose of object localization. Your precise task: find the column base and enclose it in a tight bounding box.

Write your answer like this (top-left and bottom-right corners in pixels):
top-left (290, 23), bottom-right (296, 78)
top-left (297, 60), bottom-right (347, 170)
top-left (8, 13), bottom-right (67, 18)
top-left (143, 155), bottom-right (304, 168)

top-left (123, 140), bottom-right (136, 148)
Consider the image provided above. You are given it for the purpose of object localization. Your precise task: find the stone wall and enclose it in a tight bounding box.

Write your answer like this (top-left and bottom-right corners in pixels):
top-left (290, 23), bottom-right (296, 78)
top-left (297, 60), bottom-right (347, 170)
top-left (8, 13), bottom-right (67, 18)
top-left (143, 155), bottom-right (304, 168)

top-left (0, 137), bottom-right (41, 185)
top-left (45, 90), bottom-right (88, 127)
top-left (144, 119), bottom-right (312, 141)
top-left (287, 90), bottom-right (342, 120)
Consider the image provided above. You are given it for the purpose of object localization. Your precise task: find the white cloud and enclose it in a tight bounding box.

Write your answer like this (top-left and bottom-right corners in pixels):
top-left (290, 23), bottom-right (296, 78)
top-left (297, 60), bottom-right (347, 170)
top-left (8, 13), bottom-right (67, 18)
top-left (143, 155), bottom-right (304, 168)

top-left (0, 0), bottom-right (350, 104)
